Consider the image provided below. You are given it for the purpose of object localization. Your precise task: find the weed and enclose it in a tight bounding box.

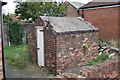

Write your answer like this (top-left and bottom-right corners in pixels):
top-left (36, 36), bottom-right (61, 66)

top-left (46, 72), bottom-right (52, 75)
top-left (89, 61), bottom-right (96, 65)
top-left (5, 45), bottom-right (30, 69)
top-left (83, 44), bottom-right (89, 51)
top-left (88, 54), bottom-right (111, 66)
top-left (99, 37), bottom-right (105, 43)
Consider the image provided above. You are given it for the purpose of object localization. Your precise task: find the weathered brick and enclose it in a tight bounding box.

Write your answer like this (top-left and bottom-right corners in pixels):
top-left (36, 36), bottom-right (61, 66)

top-left (79, 57), bottom-right (119, 78)
top-left (83, 7), bottom-right (119, 40)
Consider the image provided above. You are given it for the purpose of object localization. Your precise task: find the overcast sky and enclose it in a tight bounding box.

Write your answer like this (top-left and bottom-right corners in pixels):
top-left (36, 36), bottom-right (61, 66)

top-left (2, 0), bottom-right (92, 14)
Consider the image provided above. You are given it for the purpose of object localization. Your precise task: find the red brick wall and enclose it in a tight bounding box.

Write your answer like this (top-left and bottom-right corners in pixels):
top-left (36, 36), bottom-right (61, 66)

top-left (44, 27), bottom-right (57, 75)
top-left (56, 31), bottom-right (99, 74)
top-left (55, 56), bottom-right (120, 79)
top-left (29, 27), bottom-right (37, 63)
top-left (83, 7), bottom-right (119, 40)
top-left (79, 56), bottom-right (120, 78)
top-left (29, 17), bottom-right (45, 63)
top-left (44, 28), bottom-right (99, 75)
top-left (65, 2), bottom-right (79, 17)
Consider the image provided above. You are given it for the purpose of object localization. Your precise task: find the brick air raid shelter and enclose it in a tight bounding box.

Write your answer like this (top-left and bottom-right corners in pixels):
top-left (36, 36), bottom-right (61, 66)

top-left (79, 0), bottom-right (120, 40)
top-left (29, 16), bottom-right (99, 75)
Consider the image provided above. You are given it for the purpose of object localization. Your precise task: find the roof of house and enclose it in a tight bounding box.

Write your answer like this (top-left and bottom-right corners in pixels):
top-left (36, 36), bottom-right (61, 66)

top-left (80, 0), bottom-right (120, 9)
top-left (40, 16), bottom-right (98, 33)
top-left (67, 1), bottom-right (84, 9)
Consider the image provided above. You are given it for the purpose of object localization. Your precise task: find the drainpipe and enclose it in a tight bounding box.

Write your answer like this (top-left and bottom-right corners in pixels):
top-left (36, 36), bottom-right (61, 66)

top-left (1, 4), bottom-right (6, 80)
top-left (82, 9), bottom-right (84, 18)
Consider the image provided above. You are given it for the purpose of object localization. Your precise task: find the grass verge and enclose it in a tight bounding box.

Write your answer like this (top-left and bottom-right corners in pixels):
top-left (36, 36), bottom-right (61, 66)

top-left (4, 45), bottom-right (30, 69)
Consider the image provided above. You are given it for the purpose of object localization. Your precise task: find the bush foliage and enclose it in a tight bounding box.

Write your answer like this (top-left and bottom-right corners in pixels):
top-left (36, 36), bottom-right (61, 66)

top-left (3, 14), bottom-right (23, 45)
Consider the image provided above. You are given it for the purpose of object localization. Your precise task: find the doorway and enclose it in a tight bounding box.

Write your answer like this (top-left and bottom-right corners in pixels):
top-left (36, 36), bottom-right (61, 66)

top-left (36, 26), bottom-right (44, 67)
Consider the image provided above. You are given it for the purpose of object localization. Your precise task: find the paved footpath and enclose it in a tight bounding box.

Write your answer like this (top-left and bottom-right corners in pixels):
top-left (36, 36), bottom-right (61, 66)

top-left (5, 64), bottom-right (54, 78)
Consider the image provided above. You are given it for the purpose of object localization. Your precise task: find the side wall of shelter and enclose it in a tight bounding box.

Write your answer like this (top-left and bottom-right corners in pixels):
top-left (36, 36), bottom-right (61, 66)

top-left (56, 31), bottom-right (99, 74)
top-left (44, 27), bottom-right (57, 75)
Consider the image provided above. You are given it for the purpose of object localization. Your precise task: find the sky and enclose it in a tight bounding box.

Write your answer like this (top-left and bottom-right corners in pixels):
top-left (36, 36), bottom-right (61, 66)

top-left (2, 0), bottom-right (92, 14)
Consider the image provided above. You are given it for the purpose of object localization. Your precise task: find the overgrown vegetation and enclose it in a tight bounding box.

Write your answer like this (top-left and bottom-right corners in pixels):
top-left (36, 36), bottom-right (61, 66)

top-left (5, 45), bottom-right (29, 69)
top-left (3, 14), bottom-right (23, 45)
top-left (88, 54), bottom-right (112, 66)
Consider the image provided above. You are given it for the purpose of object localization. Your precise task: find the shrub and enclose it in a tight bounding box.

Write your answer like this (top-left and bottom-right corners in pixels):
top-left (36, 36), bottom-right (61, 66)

top-left (3, 14), bottom-right (23, 45)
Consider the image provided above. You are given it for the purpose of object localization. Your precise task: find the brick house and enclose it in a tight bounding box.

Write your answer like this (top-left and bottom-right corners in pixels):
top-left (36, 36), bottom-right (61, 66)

top-left (29, 16), bottom-right (99, 75)
top-left (64, 1), bottom-right (84, 17)
top-left (79, 0), bottom-right (120, 40)
top-left (0, 1), bottom-right (7, 79)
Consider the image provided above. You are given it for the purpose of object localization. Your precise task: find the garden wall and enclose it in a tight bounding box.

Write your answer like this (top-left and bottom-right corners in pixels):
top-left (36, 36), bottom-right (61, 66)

top-left (3, 23), bottom-right (34, 46)
top-left (55, 56), bottom-right (120, 78)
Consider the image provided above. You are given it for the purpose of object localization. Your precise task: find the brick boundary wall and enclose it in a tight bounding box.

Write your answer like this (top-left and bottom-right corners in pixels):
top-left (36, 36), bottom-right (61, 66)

top-left (79, 56), bottom-right (120, 78)
top-left (55, 56), bottom-right (120, 79)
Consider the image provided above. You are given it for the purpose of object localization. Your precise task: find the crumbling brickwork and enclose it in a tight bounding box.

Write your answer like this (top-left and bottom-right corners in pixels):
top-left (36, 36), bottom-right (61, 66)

top-left (55, 56), bottom-right (120, 79)
top-left (83, 7), bottom-right (119, 40)
top-left (79, 56), bottom-right (120, 78)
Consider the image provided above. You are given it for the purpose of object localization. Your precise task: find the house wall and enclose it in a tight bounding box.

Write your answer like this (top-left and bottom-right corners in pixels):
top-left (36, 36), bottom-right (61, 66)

top-left (0, 3), bottom-right (3, 79)
top-left (56, 31), bottom-right (99, 74)
top-left (65, 2), bottom-right (79, 17)
top-left (83, 7), bottom-right (119, 40)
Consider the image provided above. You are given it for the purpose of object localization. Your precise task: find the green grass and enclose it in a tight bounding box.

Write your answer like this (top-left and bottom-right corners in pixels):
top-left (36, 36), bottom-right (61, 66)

top-left (4, 45), bottom-right (30, 69)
